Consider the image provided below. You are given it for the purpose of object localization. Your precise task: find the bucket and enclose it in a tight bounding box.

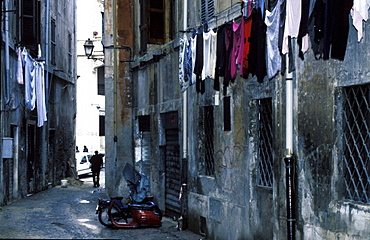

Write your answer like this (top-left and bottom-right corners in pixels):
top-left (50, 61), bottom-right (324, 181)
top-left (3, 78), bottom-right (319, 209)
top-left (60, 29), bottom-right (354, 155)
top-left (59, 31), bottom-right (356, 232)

top-left (61, 179), bottom-right (68, 188)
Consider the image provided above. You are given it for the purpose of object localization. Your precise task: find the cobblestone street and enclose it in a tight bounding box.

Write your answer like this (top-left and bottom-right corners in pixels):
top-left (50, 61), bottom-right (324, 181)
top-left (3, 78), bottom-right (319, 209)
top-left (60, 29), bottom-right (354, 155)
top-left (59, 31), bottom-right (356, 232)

top-left (0, 169), bottom-right (204, 240)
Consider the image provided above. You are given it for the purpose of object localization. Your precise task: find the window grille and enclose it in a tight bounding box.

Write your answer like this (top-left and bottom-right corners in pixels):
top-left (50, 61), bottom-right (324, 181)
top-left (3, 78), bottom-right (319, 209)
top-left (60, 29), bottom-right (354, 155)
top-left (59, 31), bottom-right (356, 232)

top-left (257, 98), bottom-right (274, 187)
top-left (204, 106), bottom-right (215, 175)
top-left (201, 0), bottom-right (215, 22)
top-left (199, 106), bottom-right (214, 175)
top-left (343, 84), bottom-right (370, 203)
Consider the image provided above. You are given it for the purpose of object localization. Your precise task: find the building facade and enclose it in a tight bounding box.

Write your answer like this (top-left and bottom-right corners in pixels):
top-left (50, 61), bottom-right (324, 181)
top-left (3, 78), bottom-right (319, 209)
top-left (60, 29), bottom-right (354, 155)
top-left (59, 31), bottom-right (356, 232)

top-left (0, 0), bottom-right (77, 205)
top-left (104, 0), bottom-right (370, 239)
top-left (76, 0), bottom-right (105, 158)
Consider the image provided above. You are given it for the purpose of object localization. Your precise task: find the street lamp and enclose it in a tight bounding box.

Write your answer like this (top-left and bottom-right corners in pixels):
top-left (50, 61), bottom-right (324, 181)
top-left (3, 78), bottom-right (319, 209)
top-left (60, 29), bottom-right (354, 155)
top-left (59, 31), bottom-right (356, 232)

top-left (83, 38), bottom-right (104, 62)
top-left (83, 38), bottom-right (94, 58)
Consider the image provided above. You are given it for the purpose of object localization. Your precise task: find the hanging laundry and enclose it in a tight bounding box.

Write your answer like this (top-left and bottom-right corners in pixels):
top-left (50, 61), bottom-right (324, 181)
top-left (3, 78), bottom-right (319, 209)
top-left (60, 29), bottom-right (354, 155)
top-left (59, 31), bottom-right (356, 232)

top-left (224, 22), bottom-right (234, 93)
top-left (24, 50), bottom-right (36, 110)
top-left (352, 0), bottom-right (370, 42)
top-left (242, 15), bottom-right (253, 78)
top-left (231, 18), bottom-right (243, 81)
top-left (16, 48), bottom-right (24, 84)
top-left (297, 0), bottom-right (310, 60)
top-left (179, 37), bottom-right (189, 92)
top-left (35, 62), bottom-right (47, 127)
top-left (214, 24), bottom-right (226, 91)
top-left (184, 38), bottom-right (193, 85)
top-left (249, 7), bottom-right (267, 83)
top-left (265, 0), bottom-right (282, 79)
top-left (282, 0), bottom-right (301, 54)
top-left (194, 30), bottom-right (205, 94)
top-left (202, 29), bottom-right (217, 80)
top-left (322, 0), bottom-right (334, 60)
top-left (191, 35), bottom-right (197, 86)
top-left (330, 0), bottom-right (353, 60)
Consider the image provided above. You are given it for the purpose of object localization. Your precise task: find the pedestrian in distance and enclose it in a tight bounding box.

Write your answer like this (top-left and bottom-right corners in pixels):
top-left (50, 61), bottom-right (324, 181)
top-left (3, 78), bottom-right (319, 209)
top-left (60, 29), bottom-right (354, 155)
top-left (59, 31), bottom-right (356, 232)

top-left (89, 151), bottom-right (103, 187)
top-left (83, 145), bottom-right (88, 152)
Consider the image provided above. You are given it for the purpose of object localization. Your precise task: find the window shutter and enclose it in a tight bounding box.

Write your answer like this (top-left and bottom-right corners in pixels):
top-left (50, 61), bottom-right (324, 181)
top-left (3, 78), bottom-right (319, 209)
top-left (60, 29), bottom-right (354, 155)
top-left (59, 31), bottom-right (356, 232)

top-left (201, 0), bottom-right (215, 22)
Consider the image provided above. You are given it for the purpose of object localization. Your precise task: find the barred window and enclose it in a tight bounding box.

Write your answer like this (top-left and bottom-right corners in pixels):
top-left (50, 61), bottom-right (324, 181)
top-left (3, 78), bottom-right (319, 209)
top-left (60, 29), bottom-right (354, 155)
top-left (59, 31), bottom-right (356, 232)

top-left (199, 106), bottom-right (215, 175)
top-left (257, 98), bottom-right (274, 187)
top-left (204, 106), bottom-right (215, 175)
top-left (342, 84), bottom-right (370, 203)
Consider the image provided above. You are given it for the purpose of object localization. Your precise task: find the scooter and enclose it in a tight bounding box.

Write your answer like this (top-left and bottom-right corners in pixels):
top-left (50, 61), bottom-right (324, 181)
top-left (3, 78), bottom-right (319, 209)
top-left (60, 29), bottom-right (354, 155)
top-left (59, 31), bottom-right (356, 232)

top-left (96, 163), bottom-right (162, 228)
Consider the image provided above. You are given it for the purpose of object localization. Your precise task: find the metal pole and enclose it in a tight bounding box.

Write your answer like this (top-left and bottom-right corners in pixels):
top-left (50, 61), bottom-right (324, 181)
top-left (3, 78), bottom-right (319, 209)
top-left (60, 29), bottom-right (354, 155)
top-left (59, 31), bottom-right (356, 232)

top-left (285, 55), bottom-right (295, 240)
top-left (285, 156), bottom-right (295, 240)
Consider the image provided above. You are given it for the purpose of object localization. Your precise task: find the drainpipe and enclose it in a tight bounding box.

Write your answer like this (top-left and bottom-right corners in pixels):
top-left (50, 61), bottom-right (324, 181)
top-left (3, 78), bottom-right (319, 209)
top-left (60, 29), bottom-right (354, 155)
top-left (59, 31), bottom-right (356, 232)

top-left (284, 55), bottom-right (295, 240)
top-left (179, 0), bottom-right (188, 231)
top-left (4, 0), bottom-right (10, 104)
top-left (182, 0), bottom-right (187, 159)
top-left (45, 0), bottom-right (52, 185)
top-left (113, 0), bottom-right (118, 183)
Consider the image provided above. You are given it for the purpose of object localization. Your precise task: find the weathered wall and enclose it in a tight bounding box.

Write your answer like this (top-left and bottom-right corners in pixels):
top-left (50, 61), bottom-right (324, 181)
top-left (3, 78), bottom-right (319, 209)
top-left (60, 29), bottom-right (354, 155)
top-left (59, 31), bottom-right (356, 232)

top-left (0, 0), bottom-right (77, 205)
top-left (288, 15), bottom-right (370, 240)
top-left (104, 0), bottom-right (134, 198)
top-left (107, 0), bottom-right (370, 239)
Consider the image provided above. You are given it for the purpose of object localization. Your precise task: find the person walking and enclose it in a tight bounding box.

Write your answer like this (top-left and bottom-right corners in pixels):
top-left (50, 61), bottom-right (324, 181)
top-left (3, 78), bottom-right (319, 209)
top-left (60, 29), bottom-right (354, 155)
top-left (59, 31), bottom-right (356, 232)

top-left (89, 151), bottom-right (103, 187)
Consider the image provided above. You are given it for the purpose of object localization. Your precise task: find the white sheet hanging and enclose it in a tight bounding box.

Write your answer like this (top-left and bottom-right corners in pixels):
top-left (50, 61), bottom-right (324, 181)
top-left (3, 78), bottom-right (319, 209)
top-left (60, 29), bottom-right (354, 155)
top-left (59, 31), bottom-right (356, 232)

top-left (35, 62), bottom-right (47, 127)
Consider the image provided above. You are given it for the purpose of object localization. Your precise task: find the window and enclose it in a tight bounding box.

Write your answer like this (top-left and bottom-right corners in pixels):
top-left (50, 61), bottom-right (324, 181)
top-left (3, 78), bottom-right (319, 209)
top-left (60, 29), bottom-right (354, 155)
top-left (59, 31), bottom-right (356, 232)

top-left (20, 0), bottom-right (41, 57)
top-left (201, 0), bottom-right (215, 22)
top-left (256, 98), bottom-right (274, 187)
top-left (99, 115), bottom-right (105, 136)
top-left (97, 66), bottom-right (105, 95)
top-left (51, 18), bottom-right (56, 65)
top-left (139, 115), bottom-right (151, 131)
top-left (342, 84), bottom-right (370, 203)
top-left (224, 96), bottom-right (231, 131)
top-left (135, 116), bottom-right (151, 176)
top-left (140, 0), bottom-right (175, 54)
top-left (68, 33), bottom-right (72, 74)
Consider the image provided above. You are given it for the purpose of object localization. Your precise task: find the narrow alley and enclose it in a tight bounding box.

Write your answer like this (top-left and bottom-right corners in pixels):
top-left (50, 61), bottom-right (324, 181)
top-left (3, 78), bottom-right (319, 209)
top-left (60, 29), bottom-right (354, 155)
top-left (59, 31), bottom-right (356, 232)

top-left (0, 169), bottom-right (204, 240)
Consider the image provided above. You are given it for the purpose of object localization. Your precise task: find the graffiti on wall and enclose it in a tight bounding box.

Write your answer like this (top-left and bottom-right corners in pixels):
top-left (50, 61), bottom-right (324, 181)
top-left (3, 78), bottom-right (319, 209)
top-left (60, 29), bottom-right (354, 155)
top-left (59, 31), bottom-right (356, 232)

top-left (215, 127), bottom-right (246, 192)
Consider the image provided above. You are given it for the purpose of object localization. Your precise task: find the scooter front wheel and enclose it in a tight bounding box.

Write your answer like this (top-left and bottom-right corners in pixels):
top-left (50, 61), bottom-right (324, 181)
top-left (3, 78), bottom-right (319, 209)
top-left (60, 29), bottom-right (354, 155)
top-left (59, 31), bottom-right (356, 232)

top-left (98, 205), bottom-right (120, 227)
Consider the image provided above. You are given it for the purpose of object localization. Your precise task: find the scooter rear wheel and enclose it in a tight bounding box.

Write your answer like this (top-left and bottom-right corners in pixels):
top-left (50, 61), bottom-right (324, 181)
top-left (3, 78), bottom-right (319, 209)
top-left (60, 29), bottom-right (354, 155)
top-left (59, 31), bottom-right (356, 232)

top-left (153, 206), bottom-right (163, 220)
top-left (98, 205), bottom-right (120, 227)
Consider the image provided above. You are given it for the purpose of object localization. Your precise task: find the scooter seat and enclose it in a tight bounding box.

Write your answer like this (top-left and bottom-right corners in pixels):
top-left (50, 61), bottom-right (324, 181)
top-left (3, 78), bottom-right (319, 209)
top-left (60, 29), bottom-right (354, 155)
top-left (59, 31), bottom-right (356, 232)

top-left (131, 203), bottom-right (154, 209)
top-left (112, 197), bottom-right (124, 200)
